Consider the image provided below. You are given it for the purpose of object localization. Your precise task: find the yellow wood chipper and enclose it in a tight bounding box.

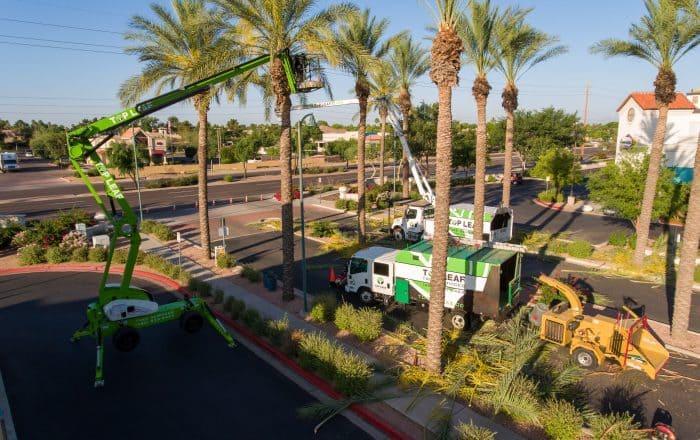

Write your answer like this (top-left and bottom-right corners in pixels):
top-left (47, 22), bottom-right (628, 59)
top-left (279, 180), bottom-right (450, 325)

top-left (536, 275), bottom-right (669, 379)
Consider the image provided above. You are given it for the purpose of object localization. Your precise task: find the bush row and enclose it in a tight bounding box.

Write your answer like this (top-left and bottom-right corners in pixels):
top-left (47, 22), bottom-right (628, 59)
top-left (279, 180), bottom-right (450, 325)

top-left (140, 220), bottom-right (176, 241)
top-left (144, 174), bottom-right (197, 189)
top-left (10, 209), bottom-right (92, 249)
top-left (302, 166), bottom-right (345, 175)
top-left (537, 189), bottom-right (564, 204)
top-left (335, 199), bottom-right (358, 211)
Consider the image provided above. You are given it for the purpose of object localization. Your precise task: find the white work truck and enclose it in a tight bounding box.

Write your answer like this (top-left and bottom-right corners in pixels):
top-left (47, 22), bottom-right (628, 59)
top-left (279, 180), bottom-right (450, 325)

top-left (0, 152), bottom-right (19, 172)
top-left (344, 241), bottom-right (523, 328)
top-left (391, 202), bottom-right (514, 243)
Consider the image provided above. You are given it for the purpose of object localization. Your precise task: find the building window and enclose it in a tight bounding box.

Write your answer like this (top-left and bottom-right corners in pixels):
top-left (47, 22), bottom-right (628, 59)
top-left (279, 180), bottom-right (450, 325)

top-left (627, 108), bottom-right (635, 123)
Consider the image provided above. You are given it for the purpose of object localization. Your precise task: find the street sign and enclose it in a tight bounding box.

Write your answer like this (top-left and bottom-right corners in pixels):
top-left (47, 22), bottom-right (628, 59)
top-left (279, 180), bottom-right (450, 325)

top-left (176, 232), bottom-right (181, 243)
top-left (75, 223), bottom-right (87, 236)
top-left (218, 227), bottom-right (229, 237)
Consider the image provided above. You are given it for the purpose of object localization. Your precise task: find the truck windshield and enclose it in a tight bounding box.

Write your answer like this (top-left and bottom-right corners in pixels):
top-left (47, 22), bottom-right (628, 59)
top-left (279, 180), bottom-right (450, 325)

top-left (405, 208), bottom-right (417, 219)
top-left (2, 159), bottom-right (16, 165)
top-left (349, 258), bottom-right (368, 274)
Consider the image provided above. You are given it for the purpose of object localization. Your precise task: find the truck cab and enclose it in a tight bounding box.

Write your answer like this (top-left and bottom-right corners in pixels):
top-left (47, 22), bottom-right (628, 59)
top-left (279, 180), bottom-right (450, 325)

top-left (0, 152), bottom-right (19, 172)
top-left (345, 246), bottom-right (399, 304)
top-left (391, 205), bottom-right (432, 241)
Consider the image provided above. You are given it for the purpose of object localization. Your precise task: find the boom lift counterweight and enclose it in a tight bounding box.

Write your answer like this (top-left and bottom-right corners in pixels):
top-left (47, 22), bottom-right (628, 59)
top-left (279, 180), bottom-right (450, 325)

top-left (68, 51), bottom-right (322, 387)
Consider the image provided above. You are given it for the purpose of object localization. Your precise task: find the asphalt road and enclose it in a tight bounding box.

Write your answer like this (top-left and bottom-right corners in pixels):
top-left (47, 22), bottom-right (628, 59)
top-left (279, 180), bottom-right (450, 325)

top-left (0, 272), bottom-right (370, 440)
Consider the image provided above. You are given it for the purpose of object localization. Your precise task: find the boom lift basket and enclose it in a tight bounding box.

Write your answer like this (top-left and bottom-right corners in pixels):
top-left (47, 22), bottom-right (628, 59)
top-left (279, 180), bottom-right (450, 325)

top-left (292, 55), bottom-right (324, 93)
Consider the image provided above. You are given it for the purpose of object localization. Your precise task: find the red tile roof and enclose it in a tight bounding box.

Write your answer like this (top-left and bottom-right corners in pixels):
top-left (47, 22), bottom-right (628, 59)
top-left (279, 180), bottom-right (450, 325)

top-left (617, 92), bottom-right (695, 112)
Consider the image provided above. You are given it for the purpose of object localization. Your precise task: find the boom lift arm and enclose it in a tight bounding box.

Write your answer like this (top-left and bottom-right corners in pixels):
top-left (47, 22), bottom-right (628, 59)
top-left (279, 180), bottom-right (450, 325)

top-left (68, 52), bottom-right (316, 387)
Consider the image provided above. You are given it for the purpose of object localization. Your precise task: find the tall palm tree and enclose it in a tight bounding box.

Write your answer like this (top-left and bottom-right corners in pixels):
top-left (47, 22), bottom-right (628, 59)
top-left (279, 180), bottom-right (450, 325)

top-left (214, 0), bottom-right (356, 300)
top-left (368, 61), bottom-right (399, 185)
top-left (591, 0), bottom-right (699, 265)
top-left (459, 0), bottom-right (500, 241)
top-left (390, 35), bottom-right (430, 198)
top-left (336, 9), bottom-right (394, 245)
top-left (425, 0), bottom-right (464, 374)
top-left (494, 9), bottom-right (567, 207)
top-left (120, 0), bottom-right (235, 259)
top-left (672, 132), bottom-right (700, 340)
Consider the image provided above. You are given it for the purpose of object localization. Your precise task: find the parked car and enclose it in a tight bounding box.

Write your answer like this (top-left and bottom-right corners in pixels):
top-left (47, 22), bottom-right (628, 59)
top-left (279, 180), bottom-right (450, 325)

top-left (510, 172), bottom-right (523, 185)
top-left (24, 151), bottom-right (33, 158)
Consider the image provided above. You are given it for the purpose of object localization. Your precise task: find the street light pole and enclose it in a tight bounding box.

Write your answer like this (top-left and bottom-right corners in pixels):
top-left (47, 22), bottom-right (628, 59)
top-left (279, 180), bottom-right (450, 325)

top-left (297, 113), bottom-right (316, 313)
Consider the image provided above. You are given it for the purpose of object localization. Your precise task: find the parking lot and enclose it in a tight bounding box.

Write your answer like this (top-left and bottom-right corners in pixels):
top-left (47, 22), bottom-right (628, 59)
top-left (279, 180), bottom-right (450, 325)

top-left (0, 272), bottom-right (369, 440)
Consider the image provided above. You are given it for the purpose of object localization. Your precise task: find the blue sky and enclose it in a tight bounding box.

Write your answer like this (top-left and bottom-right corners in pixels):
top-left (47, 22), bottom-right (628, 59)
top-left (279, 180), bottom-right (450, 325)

top-left (0, 0), bottom-right (698, 127)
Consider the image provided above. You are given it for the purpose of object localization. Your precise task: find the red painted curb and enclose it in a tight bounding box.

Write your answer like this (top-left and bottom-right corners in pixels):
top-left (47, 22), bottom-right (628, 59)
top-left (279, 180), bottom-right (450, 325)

top-left (0, 264), bottom-right (409, 439)
top-left (532, 197), bottom-right (566, 211)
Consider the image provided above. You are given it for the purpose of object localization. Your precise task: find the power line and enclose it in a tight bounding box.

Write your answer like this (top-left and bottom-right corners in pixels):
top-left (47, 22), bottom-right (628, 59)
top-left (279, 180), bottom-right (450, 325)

top-left (0, 34), bottom-right (123, 49)
top-left (0, 17), bottom-right (122, 35)
top-left (0, 40), bottom-right (124, 54)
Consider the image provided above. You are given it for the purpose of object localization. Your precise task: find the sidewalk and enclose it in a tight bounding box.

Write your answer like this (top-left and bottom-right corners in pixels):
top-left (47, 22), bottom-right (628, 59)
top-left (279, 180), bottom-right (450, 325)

top-left (140, 235), bottom-right (523, 439)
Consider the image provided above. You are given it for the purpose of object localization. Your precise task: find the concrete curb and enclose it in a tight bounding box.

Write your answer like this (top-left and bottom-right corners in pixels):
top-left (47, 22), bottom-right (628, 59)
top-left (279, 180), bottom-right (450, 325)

top-left (0, 265), bottom-right (409, 439)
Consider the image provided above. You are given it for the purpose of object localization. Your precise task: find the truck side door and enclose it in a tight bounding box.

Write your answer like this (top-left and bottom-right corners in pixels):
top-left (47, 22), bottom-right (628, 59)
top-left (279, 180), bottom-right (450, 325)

top-left (347, 257), bottom-right (369, 292)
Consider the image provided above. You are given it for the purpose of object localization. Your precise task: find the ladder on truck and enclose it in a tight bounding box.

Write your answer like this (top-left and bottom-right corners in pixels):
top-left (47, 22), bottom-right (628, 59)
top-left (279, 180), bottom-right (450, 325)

top-left (291, 97), bottom-right (435, 204)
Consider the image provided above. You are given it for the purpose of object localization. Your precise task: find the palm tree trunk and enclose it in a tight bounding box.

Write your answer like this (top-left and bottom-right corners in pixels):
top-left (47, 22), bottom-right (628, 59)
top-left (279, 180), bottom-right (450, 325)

top-left (195, 96), bottom-right (211, 259)
top-left (279, 93), bottom-right (295, 301)
top-left (400, 102), bottom-right (411, 199)
top-left (671, 132), bottom-right (700, 339)
top-left (633, 104), bottom-right (669, 264)
top-left (502, 110), bottom-right (515, 207)
top-left (379, 108), bottom-right (387, 185)
top-left (473, 82), bottom-right (489, 241)
top-left (357, 93), bottom-right (368, 244)
top-left (425, 85), bottom-right (453, 374)
top-left (243, 160), bottom-right (247, 179)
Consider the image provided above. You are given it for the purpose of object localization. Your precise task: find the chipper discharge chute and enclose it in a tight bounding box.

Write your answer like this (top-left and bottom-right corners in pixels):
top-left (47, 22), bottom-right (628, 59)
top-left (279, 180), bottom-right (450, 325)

top-left (536, 274), bottom-right (669, 379)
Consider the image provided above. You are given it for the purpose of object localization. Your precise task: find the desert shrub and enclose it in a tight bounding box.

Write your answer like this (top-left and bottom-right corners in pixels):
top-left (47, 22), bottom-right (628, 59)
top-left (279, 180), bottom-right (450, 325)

top-left (487, 174), bottom-right (498, 183)
top-left (547, 239), bottom-right (568, 254)
top-left (589, 412), bottom-right (645, 440)
top-left (455, 423), bottom-right (495, 440)
top-left (177, 270), bottom-right (191, 286)
top-left (216, 251), bottom-right (236, 269)
top-left (309, 294), bottom-right (337, 323)
top-left (608, 230), bottom-right (630, 247)
top-left (223, 175), bottom-right (234, 182)
top-left (0, 223), bottom-right (23, 249)
top-left (70, 246), bottom-right (89, 262)
top-left (113, 248), bottom-right (129, 264)
top-left (335, 199), bottom-right (348, 210)
top-left (140, 220), bottom-right (175, 241)
top-left (145, 175), bottom-right (197, 189)
top-left (17, 244), bottom-right (45, 265)
top-left (538, 189), bottom-right (564, 203)
top-left (230, 298), bottom-right (246, 320)
top-left (241, 266), bottom-right (261, 283)
top-left (567, 240), bottom-right (594, 258)
top-left (45, 246), bottom-right (67, 264)
top-left (350, 307), bottom-right (383, 342)
top-left (334, 303), bottom-right (355, 331)
top-left (213, 289), bottom-right (224, 304)
top-left (310, 221), bottom-right (339, 238)
top-left (266, 314), bottom-right (289, 346)
top-left (540, 399), bottom-right (583, 440)
top-left (298, 332), bottom-right (372, 396)
top-left (242, 308), bottom-right (262, 329)
top-left (88, 247), bottom-right (107, 262)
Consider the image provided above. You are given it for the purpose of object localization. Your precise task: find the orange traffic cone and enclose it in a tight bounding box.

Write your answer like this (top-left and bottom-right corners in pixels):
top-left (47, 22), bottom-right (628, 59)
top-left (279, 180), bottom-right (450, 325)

top-left (329, 266), bottom-right (337, 283)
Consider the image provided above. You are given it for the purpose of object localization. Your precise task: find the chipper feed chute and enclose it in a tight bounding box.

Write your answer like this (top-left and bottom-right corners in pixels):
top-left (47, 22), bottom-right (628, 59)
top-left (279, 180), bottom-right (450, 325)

top-left (624, 318), bottom-right (669, 380)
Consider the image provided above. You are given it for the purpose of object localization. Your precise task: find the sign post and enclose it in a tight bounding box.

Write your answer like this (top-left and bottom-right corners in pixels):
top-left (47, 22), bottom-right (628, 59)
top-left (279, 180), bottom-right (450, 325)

top-left (176, 232), bottom-right (182, 266)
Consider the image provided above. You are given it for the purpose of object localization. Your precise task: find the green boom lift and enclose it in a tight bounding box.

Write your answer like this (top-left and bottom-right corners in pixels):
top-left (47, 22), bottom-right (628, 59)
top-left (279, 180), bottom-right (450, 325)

top-left (68, 51), bottom-right (322, 387)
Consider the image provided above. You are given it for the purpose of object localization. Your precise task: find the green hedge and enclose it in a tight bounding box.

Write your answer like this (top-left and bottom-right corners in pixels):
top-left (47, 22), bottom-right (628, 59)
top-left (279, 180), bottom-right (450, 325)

top-left (144, 175), bottom-right (197, 189)
top-left (223, 175), bottom-right (234, 182)
top-left (298, 331), bottom-right (372, 396)
top-left (537, 189), bottom-right (564, 203)
top-left (310, 221), bottom-right (339, 238)
top-left (141, 220), bottom-right (175, 241)
top-left (335, 199), bottom-right (358, 211)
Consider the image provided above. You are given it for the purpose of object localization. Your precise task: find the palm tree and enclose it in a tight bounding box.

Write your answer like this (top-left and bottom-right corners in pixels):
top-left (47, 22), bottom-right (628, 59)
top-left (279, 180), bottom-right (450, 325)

top-left (459, 0), bottom-right (500, 241)
top-left (120, 0), bottom-right (235, 259)
top-left (591, 0), bottom-right (699, 265)
top-left (368, 61), bottom-right (398, 185)
top-left (425, 0), bottom-right (464, 374)
top-left (494, 9), bottom-right (567, 207)
top-left (672, 132), bottom-right (700, 340)
top-left (214, 0), bottom-right (356, 300)
top-left (390, 35), bottom-right (430, 198)
top-left (336, 9), bottom-right (395, 245)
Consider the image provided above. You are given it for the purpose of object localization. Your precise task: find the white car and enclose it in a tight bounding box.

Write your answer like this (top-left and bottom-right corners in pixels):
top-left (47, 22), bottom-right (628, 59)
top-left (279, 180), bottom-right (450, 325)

top-left (24, 151), bottom-right (33, 158)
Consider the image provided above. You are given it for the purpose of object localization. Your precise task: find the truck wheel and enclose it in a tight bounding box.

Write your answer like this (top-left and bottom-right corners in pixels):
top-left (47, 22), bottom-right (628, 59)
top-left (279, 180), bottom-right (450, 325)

top-left (572, 348), bottom-right (598, 369)
top-left (392, 227), bottom-right (404, 241)
top-left (112, 326), bottom-right (140, 352)
top-left (451, 313), bottom-right (467, 330)
top-left (358, 288), bottom-right (373, 304)
top-left (180, 311), bottom-right (204, 334)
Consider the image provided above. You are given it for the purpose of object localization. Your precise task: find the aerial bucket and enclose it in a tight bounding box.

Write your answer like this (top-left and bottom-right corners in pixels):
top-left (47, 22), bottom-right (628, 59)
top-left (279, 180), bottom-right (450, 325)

top-left (292, 54), bottom-right (324, 93)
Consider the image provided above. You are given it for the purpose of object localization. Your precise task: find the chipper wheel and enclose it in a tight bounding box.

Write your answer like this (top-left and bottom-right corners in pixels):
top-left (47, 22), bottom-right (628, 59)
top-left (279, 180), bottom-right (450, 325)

top-left (112, 326), bottom-right (140, 352)
top-left (572, 347), bottom-right (598, 369)
top-left (180, 311), bottom-right (204, 334)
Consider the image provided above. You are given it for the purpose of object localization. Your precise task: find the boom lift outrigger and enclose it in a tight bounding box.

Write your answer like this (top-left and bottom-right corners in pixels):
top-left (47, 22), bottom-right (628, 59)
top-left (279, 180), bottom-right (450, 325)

top-left (68, 51), bottom-right (321, 387)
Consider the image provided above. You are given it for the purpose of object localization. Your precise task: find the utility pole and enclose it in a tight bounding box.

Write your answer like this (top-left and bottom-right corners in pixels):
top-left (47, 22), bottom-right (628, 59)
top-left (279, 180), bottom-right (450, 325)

top-left (581, 83), bottom-right (590, 159)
